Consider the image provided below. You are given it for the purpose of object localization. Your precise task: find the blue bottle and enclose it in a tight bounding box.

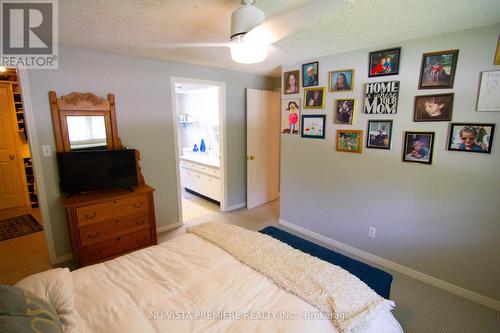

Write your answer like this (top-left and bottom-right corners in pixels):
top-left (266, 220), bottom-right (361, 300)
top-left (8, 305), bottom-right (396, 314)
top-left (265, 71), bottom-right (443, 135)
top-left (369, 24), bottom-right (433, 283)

top-left (193, 144), bottom-right (198, 152)
top-left (200, 139), bottom-right (206, 152)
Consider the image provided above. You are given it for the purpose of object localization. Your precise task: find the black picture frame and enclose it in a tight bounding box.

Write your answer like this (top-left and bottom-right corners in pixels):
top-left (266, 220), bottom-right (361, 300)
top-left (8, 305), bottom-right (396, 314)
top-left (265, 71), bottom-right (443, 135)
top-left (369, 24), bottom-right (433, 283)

top-left (366, 120), bottom-right (393, 149)
top-left (368, 47), bottom-right (401, 77)
top-left (402, 131), bottom-right (435, 165)
top-left (301, 114), bottom-right (326, 139)
top-left (414, 93), bottom-right (454, 122)
top-left (302, 61), bottom-right (319, 87)
top-left (418, 49), bottom-right (459, 89)
top-left (447, 123), bottom-right (495, 154)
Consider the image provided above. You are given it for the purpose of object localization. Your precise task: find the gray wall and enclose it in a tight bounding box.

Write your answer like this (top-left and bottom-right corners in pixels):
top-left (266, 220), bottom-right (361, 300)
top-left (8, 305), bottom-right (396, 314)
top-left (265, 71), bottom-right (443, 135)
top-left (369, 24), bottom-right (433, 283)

top-left (27, 45), bottom-right (275, 258)
top-left (280, 24), bottom-right (500, 301)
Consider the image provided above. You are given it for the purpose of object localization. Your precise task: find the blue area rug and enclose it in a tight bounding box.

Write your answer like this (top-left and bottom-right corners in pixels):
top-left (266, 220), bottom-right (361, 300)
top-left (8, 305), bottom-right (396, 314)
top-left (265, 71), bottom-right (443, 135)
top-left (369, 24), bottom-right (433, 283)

top-left (259, 226), bottom-right (393, 298)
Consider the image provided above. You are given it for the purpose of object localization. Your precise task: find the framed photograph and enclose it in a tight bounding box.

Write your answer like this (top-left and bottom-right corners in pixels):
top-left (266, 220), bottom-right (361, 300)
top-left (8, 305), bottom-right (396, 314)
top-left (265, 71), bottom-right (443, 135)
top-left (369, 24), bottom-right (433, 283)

top-left (402, 132), bottom-right (435, 164)
top-left (284, 70), bottom-right (300, 95)
top-left (364, 81), bottom-right (400, 114)
top-left (447, 123), bottom-right (495, 154)
top-left (281, 99), bottom-right (301, 135)
top-left (368, 47), bottom-right (401, 77)
top-left (304, 87), bottom-right (326, 109)
top-left (367, 120), bottom-right (393, 149)
top-left (495, 34), bottom-right (500, 65)
top-left (336, 130), bottom-right (363, 153)
top-left (301, 115), bottom-right (326, 139)
top-left (418, 49), bottom-right (459, 89)
top-left (476, 70), bottom-right (500, 112)
top-left (329, 69), bottom-right (354, 92)
top-left (414, 93), bottom-right (454, 121)
top-left (334, 99), bottom-right (355, 125)
top-left (302, 61), bottom-right (319, 87)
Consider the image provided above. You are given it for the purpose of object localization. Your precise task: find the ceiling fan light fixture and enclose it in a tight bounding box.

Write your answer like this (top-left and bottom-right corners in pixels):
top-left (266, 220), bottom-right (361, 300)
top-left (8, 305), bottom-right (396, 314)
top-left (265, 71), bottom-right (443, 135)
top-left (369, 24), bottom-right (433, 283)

top-left (231, 1), bottom-right (266, 39)
top-left (230, 41), bottom-right (267, 64)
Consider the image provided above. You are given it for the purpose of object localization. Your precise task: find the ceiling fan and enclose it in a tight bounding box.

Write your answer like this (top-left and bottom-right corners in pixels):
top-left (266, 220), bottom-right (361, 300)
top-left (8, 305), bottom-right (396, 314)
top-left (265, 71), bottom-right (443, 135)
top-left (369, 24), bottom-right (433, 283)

top-left (150, 0), bottom-right (343, 64)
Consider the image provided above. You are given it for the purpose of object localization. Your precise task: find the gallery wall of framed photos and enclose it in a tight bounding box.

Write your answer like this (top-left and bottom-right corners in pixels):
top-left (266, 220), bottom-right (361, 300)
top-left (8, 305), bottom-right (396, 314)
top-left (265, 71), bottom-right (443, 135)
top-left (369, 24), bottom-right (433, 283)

top-left (279, 24), bottom-right (500, 302)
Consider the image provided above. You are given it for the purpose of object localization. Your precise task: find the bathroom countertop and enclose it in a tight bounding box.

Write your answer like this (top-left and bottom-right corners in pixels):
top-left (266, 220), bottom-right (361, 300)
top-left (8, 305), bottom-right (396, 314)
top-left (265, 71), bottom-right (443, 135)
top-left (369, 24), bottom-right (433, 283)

top-left (179, 154), bottom-right (220, 168)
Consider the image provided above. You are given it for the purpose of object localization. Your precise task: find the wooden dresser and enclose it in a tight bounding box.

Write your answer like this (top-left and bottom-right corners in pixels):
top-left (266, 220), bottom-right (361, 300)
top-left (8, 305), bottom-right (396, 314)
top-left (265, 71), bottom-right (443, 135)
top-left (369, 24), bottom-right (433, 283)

top-left (61, 185), bottom-right (157, 266)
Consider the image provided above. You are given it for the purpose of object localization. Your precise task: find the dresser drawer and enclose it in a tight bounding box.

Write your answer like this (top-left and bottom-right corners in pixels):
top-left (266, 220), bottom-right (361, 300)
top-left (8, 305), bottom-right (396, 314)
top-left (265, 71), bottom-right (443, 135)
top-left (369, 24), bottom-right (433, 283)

top-left (79, 213), bottom-right (150, 246)
top-left (76, 194), bottom-right (148, 226)
top-left (80, 229), bottom-right (152, 264)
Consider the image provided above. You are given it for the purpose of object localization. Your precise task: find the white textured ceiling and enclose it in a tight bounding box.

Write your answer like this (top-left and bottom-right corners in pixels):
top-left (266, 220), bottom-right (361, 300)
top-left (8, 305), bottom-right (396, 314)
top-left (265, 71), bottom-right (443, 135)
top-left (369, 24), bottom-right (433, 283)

top-left (60, 0), bottom-right (500, 78)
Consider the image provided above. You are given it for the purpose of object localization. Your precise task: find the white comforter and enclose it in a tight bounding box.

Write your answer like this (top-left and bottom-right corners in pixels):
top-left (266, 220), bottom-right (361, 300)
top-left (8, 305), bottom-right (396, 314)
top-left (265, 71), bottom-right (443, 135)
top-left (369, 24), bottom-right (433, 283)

top-left (19, 233), bottom-right (403, 333)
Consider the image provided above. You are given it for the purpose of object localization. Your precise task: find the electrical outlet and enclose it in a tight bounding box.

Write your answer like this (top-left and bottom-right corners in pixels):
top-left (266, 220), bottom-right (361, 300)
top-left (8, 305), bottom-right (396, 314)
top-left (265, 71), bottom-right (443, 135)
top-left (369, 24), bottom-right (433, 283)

top-left (42, 145), bottom-right (52, 157)
top-left (368, 226), bottom-right (376, 238)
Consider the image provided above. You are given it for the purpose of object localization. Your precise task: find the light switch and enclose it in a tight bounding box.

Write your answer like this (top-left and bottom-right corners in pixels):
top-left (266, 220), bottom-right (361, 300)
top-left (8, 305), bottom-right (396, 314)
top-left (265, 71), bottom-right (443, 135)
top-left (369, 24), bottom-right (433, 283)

top-left (42, 145), bottom-right (52, 157)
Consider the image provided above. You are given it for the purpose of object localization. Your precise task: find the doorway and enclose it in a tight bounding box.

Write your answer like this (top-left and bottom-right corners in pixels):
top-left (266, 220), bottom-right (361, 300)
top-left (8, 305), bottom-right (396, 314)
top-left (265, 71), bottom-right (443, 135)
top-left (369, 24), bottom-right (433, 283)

top-left (171, 78), bottom-right (227, 224)
top-left (0, 67), bottom-right (51, 284)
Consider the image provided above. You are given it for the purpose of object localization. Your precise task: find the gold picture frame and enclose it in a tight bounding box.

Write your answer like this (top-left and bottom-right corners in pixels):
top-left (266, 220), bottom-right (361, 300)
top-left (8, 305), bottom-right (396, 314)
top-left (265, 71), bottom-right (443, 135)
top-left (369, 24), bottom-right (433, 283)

top-left (334, 98), bottom-right (356, 125)
top-left (336, 130), bottom-right (363, 153)
top-left (495, 35), bottom-right (500, 65)
top-left (303, 87), bottom-right (326, 109)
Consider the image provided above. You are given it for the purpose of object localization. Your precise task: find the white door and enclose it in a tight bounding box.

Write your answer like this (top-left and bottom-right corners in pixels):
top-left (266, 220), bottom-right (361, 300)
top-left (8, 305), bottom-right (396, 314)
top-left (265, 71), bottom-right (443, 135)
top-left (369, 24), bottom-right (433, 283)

top-left (0, 83), bottom-right (26, 210)
top-left (246, 88), bottom-right (280, 209)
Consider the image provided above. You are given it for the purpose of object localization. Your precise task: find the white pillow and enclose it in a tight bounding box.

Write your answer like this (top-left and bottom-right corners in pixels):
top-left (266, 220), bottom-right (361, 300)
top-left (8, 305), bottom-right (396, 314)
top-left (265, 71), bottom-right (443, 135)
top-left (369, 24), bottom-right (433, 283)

top-left (15, 268), bottom-right (80, 333)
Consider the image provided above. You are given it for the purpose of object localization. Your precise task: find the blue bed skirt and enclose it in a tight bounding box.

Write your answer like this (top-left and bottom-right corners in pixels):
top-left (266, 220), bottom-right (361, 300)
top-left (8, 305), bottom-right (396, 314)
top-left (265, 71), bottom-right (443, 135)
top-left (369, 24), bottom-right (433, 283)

top-left (259, 226), bottom-right (393, 299)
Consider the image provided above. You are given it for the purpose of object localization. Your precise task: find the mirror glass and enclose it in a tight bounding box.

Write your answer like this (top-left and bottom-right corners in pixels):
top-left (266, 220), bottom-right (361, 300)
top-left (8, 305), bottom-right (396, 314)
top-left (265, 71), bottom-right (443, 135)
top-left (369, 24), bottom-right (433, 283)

top-left (67, 116), bottom-right (107, 150)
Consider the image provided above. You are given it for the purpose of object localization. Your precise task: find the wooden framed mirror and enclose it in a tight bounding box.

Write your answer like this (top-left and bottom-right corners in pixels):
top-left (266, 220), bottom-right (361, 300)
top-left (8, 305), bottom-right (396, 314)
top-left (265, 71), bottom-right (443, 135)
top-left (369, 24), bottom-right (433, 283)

top-left (49, 92), bottom-right (122, 152)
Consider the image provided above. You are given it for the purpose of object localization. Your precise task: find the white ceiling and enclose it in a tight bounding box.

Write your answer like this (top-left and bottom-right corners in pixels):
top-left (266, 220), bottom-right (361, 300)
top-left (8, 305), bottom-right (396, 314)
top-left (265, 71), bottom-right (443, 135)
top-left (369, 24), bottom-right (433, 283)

top-left (60, 0), bottom-right (500, 78)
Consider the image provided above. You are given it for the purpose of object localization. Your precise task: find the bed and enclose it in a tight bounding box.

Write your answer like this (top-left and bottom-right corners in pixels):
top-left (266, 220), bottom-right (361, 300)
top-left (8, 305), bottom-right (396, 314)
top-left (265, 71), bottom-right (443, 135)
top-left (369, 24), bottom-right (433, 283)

top-left (13, 223), bottom-right (404, 333)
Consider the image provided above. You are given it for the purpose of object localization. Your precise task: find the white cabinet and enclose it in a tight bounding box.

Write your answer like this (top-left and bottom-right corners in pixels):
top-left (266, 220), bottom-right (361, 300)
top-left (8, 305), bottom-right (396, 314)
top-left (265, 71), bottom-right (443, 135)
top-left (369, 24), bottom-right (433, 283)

top-left (180, 159), bottom-right (221, 202)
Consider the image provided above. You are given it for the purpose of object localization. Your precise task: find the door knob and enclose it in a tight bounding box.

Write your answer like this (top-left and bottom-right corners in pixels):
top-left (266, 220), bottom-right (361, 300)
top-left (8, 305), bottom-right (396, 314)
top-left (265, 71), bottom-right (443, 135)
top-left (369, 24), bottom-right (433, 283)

top-left (246, 155), bottom-right (255, 160)
top-left (9, 154), bottom-right (15, 161)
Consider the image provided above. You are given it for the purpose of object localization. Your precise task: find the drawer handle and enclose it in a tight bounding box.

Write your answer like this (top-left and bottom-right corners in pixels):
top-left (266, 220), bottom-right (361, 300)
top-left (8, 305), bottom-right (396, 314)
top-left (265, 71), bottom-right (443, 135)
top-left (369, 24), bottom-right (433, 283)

top-left (84, 212), bottom-right (97, 220)
top-left (136, 219), bottom-right (146, 226)
top-left (87, 231), bottom-right (100, 239)
top-left (89, 249), bottom-right (101, 257)
top-left (133, 202), bottom-right (144, 209)
top-left (136, 236), bottom-right (147, 244)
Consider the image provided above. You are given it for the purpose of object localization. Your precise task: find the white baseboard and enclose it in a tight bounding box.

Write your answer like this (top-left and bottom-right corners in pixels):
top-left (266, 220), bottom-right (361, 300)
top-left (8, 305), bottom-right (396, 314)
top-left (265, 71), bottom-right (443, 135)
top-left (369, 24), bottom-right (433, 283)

top-left (157, 222), bottom-right (182, 234)
top-left (225, 202), bottom-right (246, 211)
top-left (279, 219), bottom-right (500, 311)
top-left (52, 253), bottom-right (74, 265)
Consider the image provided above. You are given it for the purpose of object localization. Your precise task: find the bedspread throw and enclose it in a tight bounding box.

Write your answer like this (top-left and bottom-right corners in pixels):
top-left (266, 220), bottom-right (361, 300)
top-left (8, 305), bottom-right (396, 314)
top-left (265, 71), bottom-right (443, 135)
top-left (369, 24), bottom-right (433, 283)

top-left (188, 223), bottom-right (394, 333)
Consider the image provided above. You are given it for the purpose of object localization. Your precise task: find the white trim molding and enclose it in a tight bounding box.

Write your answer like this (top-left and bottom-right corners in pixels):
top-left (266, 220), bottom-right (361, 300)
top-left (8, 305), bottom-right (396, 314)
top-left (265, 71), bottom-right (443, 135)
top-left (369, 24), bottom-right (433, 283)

top-left (157, 222), bottom-right (182, 234)
top-left (169, 77), bottom-right (228, 220)
top-left (279, 219), bottom-right (500, 312)
top-left (53, 253), bottom-right (74, 265)
top-left (226, 202), bottom-right (246, 211)
top-left (17, 69), bottom-right (59, 265)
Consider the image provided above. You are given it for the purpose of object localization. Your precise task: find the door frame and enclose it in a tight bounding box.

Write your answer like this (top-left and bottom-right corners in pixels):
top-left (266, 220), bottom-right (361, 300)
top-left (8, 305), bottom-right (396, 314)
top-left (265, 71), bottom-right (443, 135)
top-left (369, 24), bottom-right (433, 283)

top-left (16, 68), bottom-right (59, 264)
top-left (169, 77), bottom-right (227, 224)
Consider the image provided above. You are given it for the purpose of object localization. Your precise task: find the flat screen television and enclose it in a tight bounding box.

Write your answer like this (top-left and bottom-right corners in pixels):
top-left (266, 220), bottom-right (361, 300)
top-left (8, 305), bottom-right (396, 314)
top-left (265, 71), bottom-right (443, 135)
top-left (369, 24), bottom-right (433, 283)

top-left (57, 149), bottom-right (138, 194)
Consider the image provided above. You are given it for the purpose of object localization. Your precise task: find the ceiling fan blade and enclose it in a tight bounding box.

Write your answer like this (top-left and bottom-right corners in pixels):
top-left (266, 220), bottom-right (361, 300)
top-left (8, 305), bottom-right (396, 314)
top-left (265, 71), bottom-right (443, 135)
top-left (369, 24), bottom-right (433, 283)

top-left (243, 0), bottom-right (344, 45)
top-left (144, 42), bottom-right (233, 49)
